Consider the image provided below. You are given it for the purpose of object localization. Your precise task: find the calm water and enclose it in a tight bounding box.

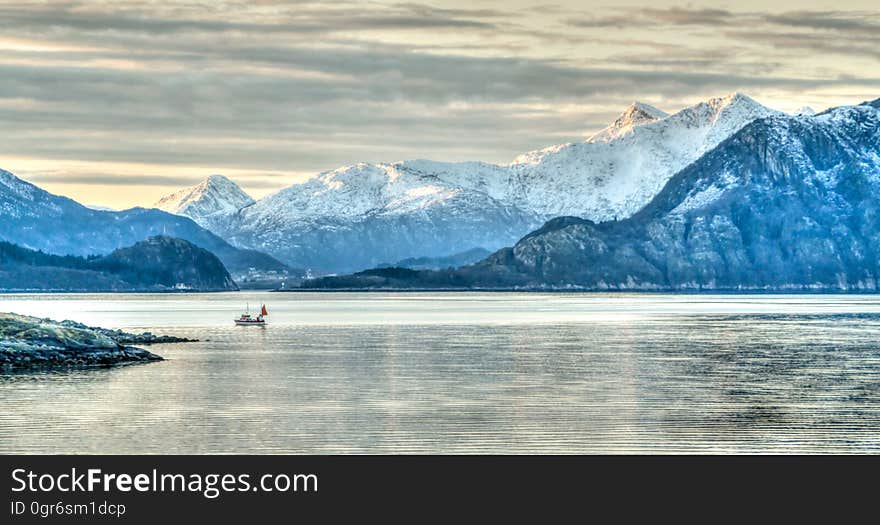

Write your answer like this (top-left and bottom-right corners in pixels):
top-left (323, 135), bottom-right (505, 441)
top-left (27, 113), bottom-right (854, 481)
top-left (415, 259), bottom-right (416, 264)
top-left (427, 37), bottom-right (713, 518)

top-left (1, 292), bottom-right (880, 454)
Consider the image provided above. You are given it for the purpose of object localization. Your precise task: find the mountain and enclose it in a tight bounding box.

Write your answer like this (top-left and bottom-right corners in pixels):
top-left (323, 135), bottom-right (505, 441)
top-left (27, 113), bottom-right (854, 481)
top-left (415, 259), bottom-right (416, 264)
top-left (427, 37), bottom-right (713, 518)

top-left (506, 93), bottom-right (781, 220)
top-left (226, 164), bottom-right (541, 272)
top-left (95, 236), bottom-right (237, 291)
top-left (154, 174), bottom-right (255, 231)
top-left (303, 98), bottom-right (880, 290)
top-left (587, 101), bottom-right (669, 142)
top-left (0, 168), bottom-right (287, 278)
top-left (378, 247), bottom-right (492, 270)
top-left (0, 236), bottom-right (237, 291)
top-left (156, 94), bottom-right (779, 273)
top-left (794, 106), bottom-right (816, 116)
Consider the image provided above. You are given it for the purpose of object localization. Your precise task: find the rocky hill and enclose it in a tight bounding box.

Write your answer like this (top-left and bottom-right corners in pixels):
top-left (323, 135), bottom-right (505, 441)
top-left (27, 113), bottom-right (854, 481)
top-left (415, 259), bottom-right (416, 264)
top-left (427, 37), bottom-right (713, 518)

top-left (0, 236), bottom-right (238, 292)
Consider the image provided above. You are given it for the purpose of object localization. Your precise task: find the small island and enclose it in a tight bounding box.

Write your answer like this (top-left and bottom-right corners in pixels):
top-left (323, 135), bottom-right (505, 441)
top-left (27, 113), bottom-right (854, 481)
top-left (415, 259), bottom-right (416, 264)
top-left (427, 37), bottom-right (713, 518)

top-left (0, 312), bottom-right (194, 371)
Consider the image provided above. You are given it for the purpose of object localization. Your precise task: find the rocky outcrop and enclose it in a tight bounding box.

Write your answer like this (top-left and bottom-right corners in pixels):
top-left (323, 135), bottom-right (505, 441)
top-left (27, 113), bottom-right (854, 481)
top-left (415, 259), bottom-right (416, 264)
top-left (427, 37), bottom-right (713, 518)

top-left (0, 313), bottom-right (188, 371)
top-left (56, 319), bottom-right (197, 345)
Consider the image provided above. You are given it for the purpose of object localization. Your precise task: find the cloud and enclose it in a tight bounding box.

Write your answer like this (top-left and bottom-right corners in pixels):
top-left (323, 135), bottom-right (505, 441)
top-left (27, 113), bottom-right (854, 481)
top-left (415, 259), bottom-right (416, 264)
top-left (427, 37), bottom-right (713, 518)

top-left (723, 30), bottom-right (880, 61)
top-left (568, 6), bottom-right (880, 42)
top-left (569, 8), bottom-right (735, 28)
top-left (26, 171), bottom-right (288, 189)
top-left (28, 173), bottom-right (213, 187)
top-left (765, 11), bottom-right (880, 34)
top-left (0, 0), bottom-right (877, 205)
top-left (0, 1), bottom-right (507, 36)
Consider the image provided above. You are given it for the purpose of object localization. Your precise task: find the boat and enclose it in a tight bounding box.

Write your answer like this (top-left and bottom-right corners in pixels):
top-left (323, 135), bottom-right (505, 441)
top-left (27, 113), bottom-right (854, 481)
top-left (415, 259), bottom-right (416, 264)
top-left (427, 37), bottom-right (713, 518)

top-left (235, 303), bottom-right (268, 326)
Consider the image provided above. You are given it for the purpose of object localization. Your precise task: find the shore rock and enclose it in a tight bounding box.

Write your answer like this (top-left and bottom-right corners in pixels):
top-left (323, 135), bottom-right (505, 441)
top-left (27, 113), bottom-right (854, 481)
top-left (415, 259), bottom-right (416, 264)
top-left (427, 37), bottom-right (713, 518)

top-left (0, 312), bottom-right (184, 371)
top-left (56, 319), bottom-right (197, 344)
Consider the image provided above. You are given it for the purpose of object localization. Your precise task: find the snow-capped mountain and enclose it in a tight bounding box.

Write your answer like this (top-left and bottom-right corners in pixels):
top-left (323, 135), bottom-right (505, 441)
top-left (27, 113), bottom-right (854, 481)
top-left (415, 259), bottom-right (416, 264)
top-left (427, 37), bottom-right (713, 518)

top-left (155, 93), bottom-right (781, 272)
top-left (794, 106), bottom-right (817, 116)
top-left (462, 97), bottom-right (880, 290)
top-left (0, 168), bottom-right (287, 277)
top-left (154, 174), bottom-right (255, 231)
top-left (307, 97), bottom-right (880, 290)
top-left (587, 101), bottom-right (669, 142)
top-left (505, 93), bottom-right (780, 220)
top-left (227, 164), bottom-right (541, 272)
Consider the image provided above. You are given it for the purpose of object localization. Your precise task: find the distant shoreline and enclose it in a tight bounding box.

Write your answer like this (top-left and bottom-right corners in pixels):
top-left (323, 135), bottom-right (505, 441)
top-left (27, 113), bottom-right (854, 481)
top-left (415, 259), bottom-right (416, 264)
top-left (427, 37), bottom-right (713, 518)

top-left (0, 288), bottom-right (267, 294)
top-left (280, 288), bottom-right (880, 295)
top-left (2, 288), bottom-right (879, 295)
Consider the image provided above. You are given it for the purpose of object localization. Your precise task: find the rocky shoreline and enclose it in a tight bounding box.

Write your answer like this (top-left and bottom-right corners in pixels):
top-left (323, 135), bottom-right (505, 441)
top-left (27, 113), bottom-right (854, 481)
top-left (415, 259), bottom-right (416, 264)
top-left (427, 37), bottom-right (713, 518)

top-left (1, 313), bottom-right (194, 371)
top-left (55, 319), bottom-right (197, 345)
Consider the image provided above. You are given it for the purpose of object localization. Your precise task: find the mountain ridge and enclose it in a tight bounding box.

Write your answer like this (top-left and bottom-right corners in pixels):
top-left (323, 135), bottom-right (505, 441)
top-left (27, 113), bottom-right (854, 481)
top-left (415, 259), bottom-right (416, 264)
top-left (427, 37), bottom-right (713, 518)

top-left (300, 97), bottom-right (880, 290)
top-left (155, 93), bottom-right (780, 272)
top-left (0, 235), bottom-right (238, 292)
top-left (154, 174), bottom-right (255, 231)
top-left (0, 168), bottom-right (287, 278)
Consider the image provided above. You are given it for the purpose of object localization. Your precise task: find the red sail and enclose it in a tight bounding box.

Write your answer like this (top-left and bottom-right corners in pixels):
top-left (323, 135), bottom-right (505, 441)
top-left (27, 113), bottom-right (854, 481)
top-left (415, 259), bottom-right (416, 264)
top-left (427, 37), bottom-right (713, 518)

top-left (261, 305), bottom-right (268, 316)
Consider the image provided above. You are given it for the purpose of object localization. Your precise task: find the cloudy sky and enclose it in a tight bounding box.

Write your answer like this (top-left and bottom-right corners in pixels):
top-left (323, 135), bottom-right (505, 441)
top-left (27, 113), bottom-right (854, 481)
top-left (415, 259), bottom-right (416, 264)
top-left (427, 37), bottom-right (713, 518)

top-left (1, 0), bottom-right (878, 208)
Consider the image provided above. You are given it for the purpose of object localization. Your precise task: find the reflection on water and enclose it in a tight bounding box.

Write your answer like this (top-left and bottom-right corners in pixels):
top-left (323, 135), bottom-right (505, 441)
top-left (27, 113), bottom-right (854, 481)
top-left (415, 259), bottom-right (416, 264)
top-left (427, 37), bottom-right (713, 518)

top-left (1, 293), bottom-right (879, 453)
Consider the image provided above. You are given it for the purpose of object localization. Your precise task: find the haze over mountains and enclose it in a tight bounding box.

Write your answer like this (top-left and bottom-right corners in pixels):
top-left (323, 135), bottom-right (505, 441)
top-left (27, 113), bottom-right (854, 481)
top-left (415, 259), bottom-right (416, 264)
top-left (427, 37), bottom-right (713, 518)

top-left (154, 93), bottom-right (780, 273)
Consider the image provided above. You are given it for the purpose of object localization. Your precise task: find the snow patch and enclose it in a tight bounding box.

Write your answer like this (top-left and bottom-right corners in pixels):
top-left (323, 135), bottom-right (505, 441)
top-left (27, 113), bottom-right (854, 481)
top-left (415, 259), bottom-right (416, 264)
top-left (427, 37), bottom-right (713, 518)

top-left (673, 173), bottom-right (738, 214)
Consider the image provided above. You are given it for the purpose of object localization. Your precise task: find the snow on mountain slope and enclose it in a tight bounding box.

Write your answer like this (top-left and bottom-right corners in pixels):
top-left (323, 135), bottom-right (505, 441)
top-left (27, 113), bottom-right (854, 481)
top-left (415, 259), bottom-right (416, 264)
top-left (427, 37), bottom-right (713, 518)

top-left (154, 174), bottom-right (255, 229)
top-left (506, 93), bottom-right (781, 220)
top-left (1, 168), bottom-right (68, 219)
top-left (308, 98), bottom-right (880, 290)
top-left (158, 93), bottom-right (782, 272)
top-left (587, 101), bottom-right (669, 142)
top-left (0, 168), bottom-right (286, 275)
top-left (794, 106), bottom-right (816, 116)
top-left (251, 93), bottom-right (776, 222)
top-left (484, 99), bottom-right (880, 290)
top-left (229, 163), bottom-right (542, 272)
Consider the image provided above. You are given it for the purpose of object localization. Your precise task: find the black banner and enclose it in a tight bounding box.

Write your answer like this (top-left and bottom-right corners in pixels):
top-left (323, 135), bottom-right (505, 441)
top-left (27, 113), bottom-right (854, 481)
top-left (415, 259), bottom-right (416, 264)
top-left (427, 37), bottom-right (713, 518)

top-left (1, 456), bottom-right (874, 522)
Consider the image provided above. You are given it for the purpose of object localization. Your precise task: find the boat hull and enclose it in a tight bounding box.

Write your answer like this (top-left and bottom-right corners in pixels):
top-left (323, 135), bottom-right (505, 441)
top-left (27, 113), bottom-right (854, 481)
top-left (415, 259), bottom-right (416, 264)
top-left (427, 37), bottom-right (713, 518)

top-left (234, 320), bottom-right (266, 326)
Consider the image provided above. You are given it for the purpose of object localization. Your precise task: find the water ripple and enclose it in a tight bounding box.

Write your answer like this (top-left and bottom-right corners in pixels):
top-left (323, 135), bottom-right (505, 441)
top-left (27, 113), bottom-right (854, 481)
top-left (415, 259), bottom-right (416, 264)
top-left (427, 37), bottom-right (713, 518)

top-left (1, 293), bottom-right (879, 453)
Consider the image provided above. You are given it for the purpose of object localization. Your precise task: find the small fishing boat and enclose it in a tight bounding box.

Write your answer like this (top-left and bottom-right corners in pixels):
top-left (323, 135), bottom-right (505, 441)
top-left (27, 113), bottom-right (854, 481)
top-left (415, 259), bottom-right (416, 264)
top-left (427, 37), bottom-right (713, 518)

top-left (235, 303), bottom-right (268, 326)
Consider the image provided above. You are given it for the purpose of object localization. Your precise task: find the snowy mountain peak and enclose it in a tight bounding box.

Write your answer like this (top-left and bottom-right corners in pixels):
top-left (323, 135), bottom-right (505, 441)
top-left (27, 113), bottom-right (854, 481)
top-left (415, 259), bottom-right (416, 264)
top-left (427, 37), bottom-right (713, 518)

top-left (712, 91), bottom-right (750, 107)
top-left (683, 92), bottom-right (773, 126)
top-left (589, 101), bottom-right (669, 142)
top-left (154, 174), bottom-right (255, 229)
top-left (505, 93), bottom-right (779, 220)
top-left (794, 106), bottom-right (816, 116)
top-left (623, 101), bottom-right (669, 121)
top-left (0, 168), bottom-right (24, 188)
top-left (205, 174), bottom-right (233, 185)
top-left (0, 168), bottom-right (43, 203)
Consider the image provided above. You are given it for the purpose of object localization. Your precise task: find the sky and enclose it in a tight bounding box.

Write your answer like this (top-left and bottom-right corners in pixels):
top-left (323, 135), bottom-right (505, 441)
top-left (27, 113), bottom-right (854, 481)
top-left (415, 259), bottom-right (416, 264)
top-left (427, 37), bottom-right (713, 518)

top-left (0, 0), bottom-right (878, 208)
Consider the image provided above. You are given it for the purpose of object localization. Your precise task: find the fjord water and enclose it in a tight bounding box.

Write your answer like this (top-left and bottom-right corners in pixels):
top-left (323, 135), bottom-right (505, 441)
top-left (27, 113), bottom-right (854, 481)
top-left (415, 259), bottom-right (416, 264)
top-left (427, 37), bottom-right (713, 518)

top-left (1, 293), bottom-right (879, 454)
